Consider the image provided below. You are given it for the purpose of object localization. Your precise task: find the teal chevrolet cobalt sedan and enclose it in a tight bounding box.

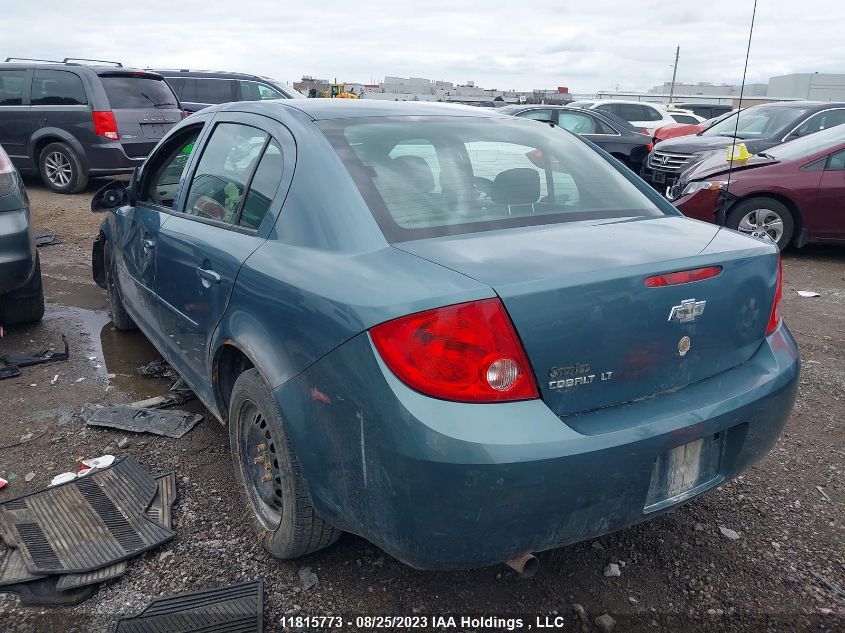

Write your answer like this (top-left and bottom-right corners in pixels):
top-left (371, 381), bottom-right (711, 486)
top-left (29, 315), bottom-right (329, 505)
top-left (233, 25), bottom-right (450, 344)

top-left (91, 100), bottom-right (799, 572)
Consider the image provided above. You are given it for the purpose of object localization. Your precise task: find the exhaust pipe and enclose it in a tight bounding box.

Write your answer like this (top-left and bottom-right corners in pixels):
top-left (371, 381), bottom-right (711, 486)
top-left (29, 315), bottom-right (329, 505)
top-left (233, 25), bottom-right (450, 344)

top-left (504, 553), bottom-right (539, 578)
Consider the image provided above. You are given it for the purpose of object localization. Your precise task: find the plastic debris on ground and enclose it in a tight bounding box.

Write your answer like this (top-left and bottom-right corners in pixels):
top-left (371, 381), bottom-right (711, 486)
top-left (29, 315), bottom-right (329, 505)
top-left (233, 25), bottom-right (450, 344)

top-left (796, 290), bottom-right (821, 298)
top-left (0, 335), bottom-right (70, 381)
top-left (115, 580), bottom-right (263, 632)
top-left (136, 358), bottom-right (175, 380)
top-left (0, 457), bottom-right (177, 605)
top-left (33, 228), bottom-right (62, 247)
top-left (85, 406), bottom-right (202, 438)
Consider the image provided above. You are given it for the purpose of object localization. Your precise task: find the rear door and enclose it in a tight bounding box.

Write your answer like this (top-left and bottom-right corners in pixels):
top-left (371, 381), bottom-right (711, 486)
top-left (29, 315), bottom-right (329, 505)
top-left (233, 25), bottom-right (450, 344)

top-left (154, 113), bottom-right (293, 395)
top-left (0, 69), bottom-right (31, 167)
top-left (179, 78), bottom-right (237, 113)
top-left (813, 149), bottom-right (845, 239)
top-left (98, 72), bottom-right (183, 159)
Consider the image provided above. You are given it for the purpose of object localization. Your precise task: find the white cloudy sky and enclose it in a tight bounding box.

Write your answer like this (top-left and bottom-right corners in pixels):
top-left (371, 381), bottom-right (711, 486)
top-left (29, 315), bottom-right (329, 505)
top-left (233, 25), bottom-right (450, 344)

top-left (4, 1), bottom-right (843, 92)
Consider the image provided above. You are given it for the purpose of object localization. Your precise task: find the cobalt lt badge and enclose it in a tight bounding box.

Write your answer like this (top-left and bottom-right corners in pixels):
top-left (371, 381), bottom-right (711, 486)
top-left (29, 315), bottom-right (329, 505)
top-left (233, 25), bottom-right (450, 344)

top-left (678, 336), bottom-right (691, 357)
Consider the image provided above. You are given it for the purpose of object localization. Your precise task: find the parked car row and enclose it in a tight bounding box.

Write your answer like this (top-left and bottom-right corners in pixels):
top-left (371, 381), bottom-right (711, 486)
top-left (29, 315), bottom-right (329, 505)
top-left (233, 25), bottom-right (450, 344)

top-left (0, 58), bottom-right (304, 193)
top-left (643, 101), bottom-right (845, 190)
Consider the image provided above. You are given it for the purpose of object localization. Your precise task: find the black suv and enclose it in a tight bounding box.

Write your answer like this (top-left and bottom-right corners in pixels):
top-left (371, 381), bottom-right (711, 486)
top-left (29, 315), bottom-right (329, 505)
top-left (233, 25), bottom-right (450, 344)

top-left (152, 70), bottom-right (304, 114)
top-left (0, 143), bottom-right (43, 325)
top-left (0, 58), bottom-right (183, 193)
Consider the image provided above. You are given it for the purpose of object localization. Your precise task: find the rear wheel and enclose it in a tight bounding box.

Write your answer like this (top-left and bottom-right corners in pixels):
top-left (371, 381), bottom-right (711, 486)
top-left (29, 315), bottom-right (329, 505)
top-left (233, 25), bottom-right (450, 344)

top-left (726, 197), bottom-right (794, 250)
top-left (104, 241), bottom-right (136, 331)
top-left (38, 142), bottom-right (88, 194)
top-left (1, 255), bottom-right (44, 325)
top-left (229, 368), bottom-right (341, 558)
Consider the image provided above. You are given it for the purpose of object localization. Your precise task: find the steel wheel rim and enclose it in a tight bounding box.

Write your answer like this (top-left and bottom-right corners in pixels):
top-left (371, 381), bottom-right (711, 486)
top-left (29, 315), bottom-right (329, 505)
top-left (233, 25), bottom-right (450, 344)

top-left (45, 152), bottom-right (72, 187)
top-left (736, 208), bottom-right (784, 243)
top-left (237, 400), bottom-right (283, 528)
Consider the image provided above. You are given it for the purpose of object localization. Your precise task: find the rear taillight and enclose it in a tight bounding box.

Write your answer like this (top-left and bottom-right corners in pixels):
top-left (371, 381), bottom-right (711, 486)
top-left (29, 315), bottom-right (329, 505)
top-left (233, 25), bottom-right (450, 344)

top-left (0, 144), bottom-right (16, 196)
top-left (370, 298), bottom-right (539, 403)
top-left (644, 266), bottom-right (723, 287)
top-left (646, 141), bottom-right (654, 152)
top-left (182, 110), bottom-right (190, 118)
top-left (765, 257), bottom-right (783, 336)
top-left (92, 111), bottom-right (119, 140)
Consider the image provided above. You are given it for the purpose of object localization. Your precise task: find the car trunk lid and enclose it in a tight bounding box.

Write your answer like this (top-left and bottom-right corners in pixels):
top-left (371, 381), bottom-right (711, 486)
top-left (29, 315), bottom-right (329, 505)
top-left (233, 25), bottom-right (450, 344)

top-left (394, 216), bottom-right (779, 419)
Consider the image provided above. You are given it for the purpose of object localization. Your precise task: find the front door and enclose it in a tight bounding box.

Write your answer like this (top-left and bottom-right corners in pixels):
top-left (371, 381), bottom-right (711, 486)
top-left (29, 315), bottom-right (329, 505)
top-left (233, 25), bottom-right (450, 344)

top-left (154, 114), bottom-right (291, 398)
top-left (115, 121), bottom-right (206, 333)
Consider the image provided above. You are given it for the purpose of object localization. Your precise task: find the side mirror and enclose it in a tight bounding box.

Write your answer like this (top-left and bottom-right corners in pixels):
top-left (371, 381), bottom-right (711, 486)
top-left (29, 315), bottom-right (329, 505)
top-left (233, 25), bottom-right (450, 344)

top-left (91, 180), bottom-right (129, 213)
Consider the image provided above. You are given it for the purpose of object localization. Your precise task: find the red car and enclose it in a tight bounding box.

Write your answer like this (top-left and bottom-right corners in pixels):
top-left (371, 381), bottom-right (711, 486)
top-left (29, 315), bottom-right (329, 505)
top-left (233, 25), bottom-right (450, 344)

top-left (653, 121), bottom-right (706, 143)
top-left (670, 124), bottom-right (845, 250)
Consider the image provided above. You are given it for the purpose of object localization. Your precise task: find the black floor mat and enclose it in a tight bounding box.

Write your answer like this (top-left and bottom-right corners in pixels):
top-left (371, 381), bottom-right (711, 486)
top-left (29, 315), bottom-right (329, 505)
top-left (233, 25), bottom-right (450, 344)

top-left (0, 575), bottom-right (98, 606)
top-left (0, 548), bottom-right (46, 586)
top-left (86, 406), bottom-right (202, 438)
top-left (115, 580), bottom-right (263, 633)
top-left (0, 457), bottom-right (175, 574)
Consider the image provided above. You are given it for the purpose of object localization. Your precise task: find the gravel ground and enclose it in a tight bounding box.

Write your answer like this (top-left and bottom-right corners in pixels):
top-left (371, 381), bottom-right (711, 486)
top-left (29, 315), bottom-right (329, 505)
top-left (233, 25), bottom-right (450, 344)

top-left (0, 179), bottom-right (842, 632)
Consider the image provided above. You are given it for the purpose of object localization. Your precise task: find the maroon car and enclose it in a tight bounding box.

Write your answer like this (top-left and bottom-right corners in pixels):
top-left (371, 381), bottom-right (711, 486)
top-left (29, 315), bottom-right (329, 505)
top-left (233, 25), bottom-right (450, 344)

top-left (670, 124), bottom-right (845, 249)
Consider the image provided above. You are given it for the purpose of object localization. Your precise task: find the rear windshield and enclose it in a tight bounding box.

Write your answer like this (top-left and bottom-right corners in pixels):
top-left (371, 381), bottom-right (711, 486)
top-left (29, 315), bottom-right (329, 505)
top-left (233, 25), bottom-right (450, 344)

top-left (100, 75), bottom-right (179, 109)
top-left (319, 115), bottom-right (664, 242)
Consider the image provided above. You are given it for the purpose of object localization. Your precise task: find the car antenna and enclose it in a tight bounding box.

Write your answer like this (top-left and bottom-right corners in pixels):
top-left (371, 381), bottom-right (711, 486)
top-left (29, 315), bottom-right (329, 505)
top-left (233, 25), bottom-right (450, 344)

top-left (724, 0), bottom-right (758, 196)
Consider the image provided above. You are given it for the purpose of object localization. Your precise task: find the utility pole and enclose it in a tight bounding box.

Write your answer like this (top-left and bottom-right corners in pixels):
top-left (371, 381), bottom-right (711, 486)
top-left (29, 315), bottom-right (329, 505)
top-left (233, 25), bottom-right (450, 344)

top-left (668, 46), bottom-right (680, 105)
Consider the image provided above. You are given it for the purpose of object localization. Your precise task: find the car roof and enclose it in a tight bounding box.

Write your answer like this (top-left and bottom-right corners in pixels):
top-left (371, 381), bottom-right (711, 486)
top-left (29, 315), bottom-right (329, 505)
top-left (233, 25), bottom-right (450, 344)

top-left (152, 69), bottom-right (280, 82)
top-left (0, 61), bottom-right (154, 75)
top-left (242, 99), bottom-right (502, 121)
top-left (749, 100), bottom-right (845, 109)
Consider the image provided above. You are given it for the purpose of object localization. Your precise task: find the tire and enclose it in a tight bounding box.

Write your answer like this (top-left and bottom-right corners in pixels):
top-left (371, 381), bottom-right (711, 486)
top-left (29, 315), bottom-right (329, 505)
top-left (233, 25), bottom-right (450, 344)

top-left (1, 254), bottom-right (45, 325)
top-left (726, 197), bottom-right (795, 251)
top-left (229, 368), bottom-right (341, 558)
top-left (103, 240), bottom-right (136, 331)
top-left (38, 142), bottom-right (88, 194)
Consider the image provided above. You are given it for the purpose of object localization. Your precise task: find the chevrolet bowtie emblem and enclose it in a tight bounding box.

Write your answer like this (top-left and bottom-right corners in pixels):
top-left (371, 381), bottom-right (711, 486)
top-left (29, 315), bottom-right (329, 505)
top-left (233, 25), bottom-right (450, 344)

top-left (668, 298), bottom-right (706, 323)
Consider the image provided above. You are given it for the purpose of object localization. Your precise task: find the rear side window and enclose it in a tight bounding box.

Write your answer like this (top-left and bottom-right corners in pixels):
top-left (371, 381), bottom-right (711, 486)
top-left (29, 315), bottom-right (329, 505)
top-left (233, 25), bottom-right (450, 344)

top-left (320, 116), bottom-right (664, 242)
top-left (240, 81), bottom-right (284, 101)
top-left (240, 140), bottom-right (284, 229)
top-left (557, 111), bottom-right (605, 134)
top-left (181, 78), bottom-right (234, 104)
top-left (516, 109), bottom-right (554, 122)
top-left (184, 123), bottom-right (268, 224)
top-left (643, 106), bottom-right (664, 122)
top-left (100, 75), bottom-right (178, 109)
top-left (671, 114), bottom-right (699, 124)
top-left (31, 70), bottom-right (87, 106)
top-left (0, 70), bottom-right (26, 105)
top-left (828, 149), bottom-right (845, 171)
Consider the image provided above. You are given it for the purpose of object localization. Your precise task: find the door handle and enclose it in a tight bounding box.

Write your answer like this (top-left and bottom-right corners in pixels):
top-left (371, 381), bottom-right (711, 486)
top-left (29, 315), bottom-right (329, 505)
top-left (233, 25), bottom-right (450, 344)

top-left (142, 238), bottom-right (156, 252)
top-left (197, 266), bottom-right (221, 288)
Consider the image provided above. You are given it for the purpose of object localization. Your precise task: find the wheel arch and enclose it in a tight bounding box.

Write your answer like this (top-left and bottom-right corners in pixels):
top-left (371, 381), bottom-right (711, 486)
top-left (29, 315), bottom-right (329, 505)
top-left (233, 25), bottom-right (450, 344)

top-left (727, 191), bottom-right (804, 246)
top-left (30, 129), bottom-right (89, 172)
top-left (211, 341), bottom-right (259, 425)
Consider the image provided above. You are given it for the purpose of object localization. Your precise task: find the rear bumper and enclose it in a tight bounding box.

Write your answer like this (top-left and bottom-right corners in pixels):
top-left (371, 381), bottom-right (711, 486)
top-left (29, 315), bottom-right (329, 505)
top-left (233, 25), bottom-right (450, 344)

top-left (0, 206), bottom-right (36, 294)
top-left (85, 142), bottom-right (147, 176)
top-left (274, 325), bottom-right (799, 570)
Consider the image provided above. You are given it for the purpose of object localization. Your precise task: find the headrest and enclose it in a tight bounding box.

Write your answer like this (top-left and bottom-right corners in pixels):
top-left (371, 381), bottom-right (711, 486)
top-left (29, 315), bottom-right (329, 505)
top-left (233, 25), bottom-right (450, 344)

top-left (492, 168), bottom-right (541, 206)
top-left (390, 154), bottom-right (435, 193)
